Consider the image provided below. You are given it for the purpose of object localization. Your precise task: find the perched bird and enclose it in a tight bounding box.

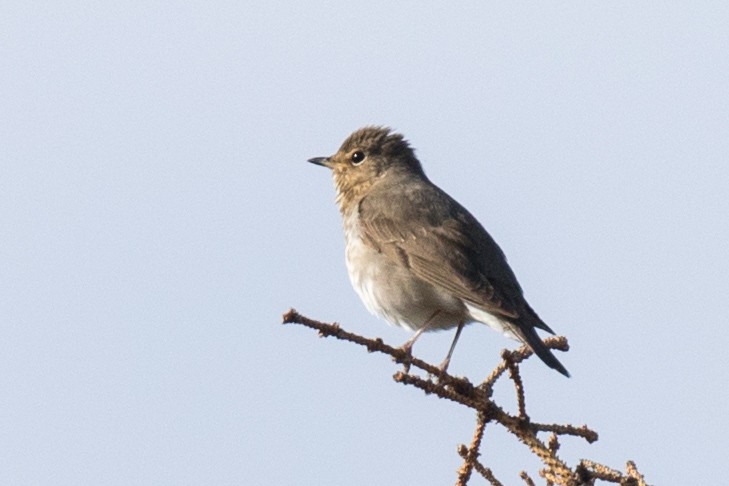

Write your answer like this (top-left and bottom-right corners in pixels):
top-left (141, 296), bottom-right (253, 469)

top-left (308, 127), bottom-right (569, 377)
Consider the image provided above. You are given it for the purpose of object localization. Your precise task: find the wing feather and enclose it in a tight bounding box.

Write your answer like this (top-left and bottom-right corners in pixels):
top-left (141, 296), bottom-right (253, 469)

top-left (358, 181), bottom-right (523, 320)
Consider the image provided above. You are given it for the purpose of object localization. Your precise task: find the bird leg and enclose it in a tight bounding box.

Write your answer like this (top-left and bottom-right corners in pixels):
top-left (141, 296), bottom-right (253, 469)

top-left (400, 309), bottom-right (442, 353)
top-left (438, 320), bottom-right (466, 376)
top-left (398, 310), bottom-right (442, 372)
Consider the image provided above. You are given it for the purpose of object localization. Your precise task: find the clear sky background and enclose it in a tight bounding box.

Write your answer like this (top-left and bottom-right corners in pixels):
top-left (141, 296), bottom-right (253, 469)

top-left (2, 2), bottom-right (727, 485)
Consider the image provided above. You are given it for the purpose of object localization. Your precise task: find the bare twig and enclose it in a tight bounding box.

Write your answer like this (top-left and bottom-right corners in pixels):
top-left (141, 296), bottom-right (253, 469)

top-left (521, 471), bottom-right (537, 486)
top-left (504, 350), bottom-right (528, 419)
top-left (457, 443), bottom-right (505, 486)
top-left (456, 412), bottom-right (490, 485)
top-left (282, 308), bottom-right (648, 485)
top-left (282, 308), bottom-right (441, 375)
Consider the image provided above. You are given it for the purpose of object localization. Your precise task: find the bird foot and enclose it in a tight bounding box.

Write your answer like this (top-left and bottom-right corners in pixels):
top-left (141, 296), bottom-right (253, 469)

top-left (397, 338), bottom-right (423, 373)
top-left (434, 357), bottom-right (452, 383)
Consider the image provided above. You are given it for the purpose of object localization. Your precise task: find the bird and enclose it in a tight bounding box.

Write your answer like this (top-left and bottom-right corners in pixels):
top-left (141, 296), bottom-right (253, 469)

top-left (308, 126), bottom-right (569, 377)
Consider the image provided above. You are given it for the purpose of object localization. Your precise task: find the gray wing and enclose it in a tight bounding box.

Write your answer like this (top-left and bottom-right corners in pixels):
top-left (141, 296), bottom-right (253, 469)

top-left (359, 176), bottom-right (568, 376)
top-left (358, 178), bottom-right (526, 321)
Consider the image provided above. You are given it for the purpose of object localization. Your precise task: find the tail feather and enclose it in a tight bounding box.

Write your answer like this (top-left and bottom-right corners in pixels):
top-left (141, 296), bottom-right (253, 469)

top-left (524, 302), bottom-right (556, 335)
top-left (513, 322), bottom-right (570, 377)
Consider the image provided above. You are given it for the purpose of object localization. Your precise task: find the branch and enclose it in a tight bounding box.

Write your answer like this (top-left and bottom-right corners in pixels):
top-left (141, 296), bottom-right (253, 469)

top-left (282, 308), bottom-right (649, 486)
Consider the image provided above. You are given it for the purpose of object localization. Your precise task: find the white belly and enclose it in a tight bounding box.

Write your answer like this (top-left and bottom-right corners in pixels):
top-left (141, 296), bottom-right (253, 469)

top-left (341, 210), bottom-right (519, 340)
top-left (342, 210), bottom-right (465, 332)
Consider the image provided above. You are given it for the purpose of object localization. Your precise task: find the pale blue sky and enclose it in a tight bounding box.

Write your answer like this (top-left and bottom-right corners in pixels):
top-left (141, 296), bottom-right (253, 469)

top-left (2, 2), bottom-right (728, 484)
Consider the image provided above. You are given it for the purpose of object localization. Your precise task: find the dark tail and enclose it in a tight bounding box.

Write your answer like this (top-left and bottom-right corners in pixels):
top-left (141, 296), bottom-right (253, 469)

top-left (513, 322), bottom-right (570, 377)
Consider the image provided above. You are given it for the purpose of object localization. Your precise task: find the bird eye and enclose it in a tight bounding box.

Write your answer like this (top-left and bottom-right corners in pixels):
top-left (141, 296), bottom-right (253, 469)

top-left (350, 151), bottom-right (365, 165)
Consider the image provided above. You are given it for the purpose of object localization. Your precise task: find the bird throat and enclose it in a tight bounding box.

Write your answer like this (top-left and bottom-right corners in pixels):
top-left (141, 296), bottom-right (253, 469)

top-left (333, 172), bottom-right (375, 216)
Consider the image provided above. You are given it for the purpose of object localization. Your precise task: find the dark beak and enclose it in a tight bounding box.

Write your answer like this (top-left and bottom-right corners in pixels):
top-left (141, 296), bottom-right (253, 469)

top-left (308, 156), bottom-right (332, 168)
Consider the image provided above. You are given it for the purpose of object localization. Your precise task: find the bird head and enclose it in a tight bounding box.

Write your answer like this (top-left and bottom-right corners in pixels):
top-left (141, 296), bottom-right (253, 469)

top-left (308, 126), bottom-right (424, 211)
